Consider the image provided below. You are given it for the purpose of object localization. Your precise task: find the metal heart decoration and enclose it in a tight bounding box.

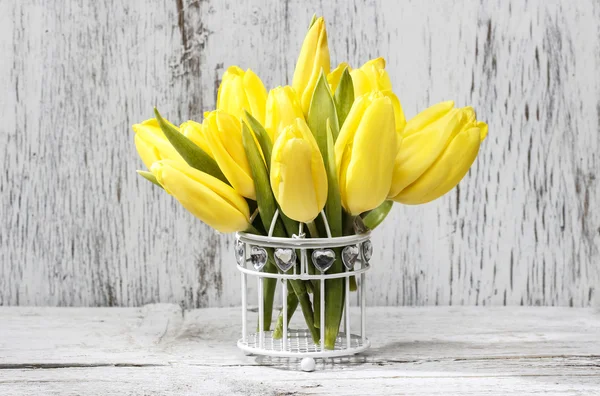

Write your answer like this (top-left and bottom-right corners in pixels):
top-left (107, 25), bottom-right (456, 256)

top-left (342, 245), bottom-right (360, 270)
top-left (312, 249), bottom-right (336, 273)
top-left (234, 239), bottom-right (245, 265)
top-left (274, 248), bottom-right (296, 272)
top-left (250, 246), bottom-right (268, 271)
top-left (362, 240), bottom-right (373, 263)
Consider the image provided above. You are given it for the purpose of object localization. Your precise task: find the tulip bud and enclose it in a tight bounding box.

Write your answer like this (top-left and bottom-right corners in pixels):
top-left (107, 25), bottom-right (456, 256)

top-left (270, 118), bottom-right (328, 222)
top-left (133, 118), bottom-right (183, 169)
top-left (180, 120), bottom-right (212, 158)
top-left (328, 58), bottom-right (406, 131)
top-left (217, 66), bottom-right (268, 124)
top-left (151, 160), bottom-right (250, 233)
top-left (390, 101), bottom-right (488, 204)
top-left (351, 57), bottom-right (406, 132)
top-left (265, 86), bottom-right (304, 142)
top-left (334, 91), bottom-right (397, 215)
top-left (292, 16), bottom-right (330, 115)
top-left (204, 110), bottom-right (256, 200)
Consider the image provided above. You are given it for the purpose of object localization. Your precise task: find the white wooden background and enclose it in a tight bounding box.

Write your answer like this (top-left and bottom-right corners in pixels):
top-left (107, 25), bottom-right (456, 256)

top-left (1, 0), bottom-right (599, 308)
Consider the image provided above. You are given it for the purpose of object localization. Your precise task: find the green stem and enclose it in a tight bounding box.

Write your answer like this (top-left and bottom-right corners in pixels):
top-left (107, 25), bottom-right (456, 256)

top-left (341, 213), bottom-right (358, 291)
top-left (313, 276), bottom-right (321, 329)
top-left (342, 212), bottom-right (356, 236)
top-left (290, 277), bottom-right (320, 343)
top-left (246, 223), bottom-right (277, 331)
top-left (264, 243), bottom-right (320, 344)
top-left (306, 220), bottom-right (322, 328)
top-left (324, 250), bottom-right (345, 349)
top-left (260, 256), bottom-right (278, 331)
top-left (306, 220), bottom-right (319, 238)
top-left (245, 223), bottom-right (261, 235)
top-left (272, 284), bottom-right (299, 339)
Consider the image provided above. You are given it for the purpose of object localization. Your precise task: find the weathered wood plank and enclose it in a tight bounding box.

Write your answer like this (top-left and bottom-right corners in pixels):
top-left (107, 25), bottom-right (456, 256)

top-left (0, 306), bottom-right (599, 395)
top-left (3, 363), bottom-right (600, 396)
top-left (1, 305), bottom-right (599, 365)
top-left (1, 0), bottom-right (599, 308)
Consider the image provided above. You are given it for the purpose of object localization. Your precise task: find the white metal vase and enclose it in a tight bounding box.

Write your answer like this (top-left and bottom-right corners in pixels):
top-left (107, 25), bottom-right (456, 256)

top-left (235, 210), bottom-right (371, 369)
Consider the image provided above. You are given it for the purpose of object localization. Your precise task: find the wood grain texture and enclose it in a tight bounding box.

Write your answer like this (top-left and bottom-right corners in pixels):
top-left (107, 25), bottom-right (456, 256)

top-left (1, 0), bottom-right (599, 307)
top-left (1, 305), bottom-right (599, 395)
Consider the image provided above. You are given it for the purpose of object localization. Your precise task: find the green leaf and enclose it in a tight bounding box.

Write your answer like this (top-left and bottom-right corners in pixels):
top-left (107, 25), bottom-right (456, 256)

top-left (362, 200), bottom-right (394, 230)
top-left (334, 67), bottom-right (354, 128)
top-left (279, 210), bottom-right (300, 239)
top-left (308, 71), bottom-right (340, 157)
top-left (244, 110), bottom-right (273, 170)
top-left (153, 108), bottom-right (228, 184)
top-left (324, 120), bottom-right (342, 237)
top-left (136, 170), bottom-right (163, 189)
top-left (241, 122), bottom-right (286, 237)
top-left (323, 119), bottom-right (345, 349)
top-left (309, 14), bottom-right (317, 28)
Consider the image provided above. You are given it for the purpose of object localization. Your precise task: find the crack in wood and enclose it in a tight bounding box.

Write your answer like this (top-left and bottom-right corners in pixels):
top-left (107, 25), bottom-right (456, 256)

top-left (0, 363), bottom-right (167, 370)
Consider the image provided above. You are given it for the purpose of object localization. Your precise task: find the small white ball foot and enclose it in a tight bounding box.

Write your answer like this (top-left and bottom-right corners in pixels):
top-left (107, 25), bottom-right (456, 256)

top-left (300, 357), bottom-right (316, 372)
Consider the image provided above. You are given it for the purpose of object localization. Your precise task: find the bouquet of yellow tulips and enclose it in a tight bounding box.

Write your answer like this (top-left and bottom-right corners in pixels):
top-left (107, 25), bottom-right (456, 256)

top-left (132, 16), bottom-right (488, 349)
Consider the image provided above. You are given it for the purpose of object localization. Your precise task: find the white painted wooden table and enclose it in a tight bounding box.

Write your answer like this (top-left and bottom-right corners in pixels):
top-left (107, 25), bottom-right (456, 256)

top-left (1, 305), bottom-right (599, 395)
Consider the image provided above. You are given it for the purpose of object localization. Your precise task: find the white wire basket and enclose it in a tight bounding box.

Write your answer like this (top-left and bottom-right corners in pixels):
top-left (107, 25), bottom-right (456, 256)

top-left (235, 210), bottom-right (371, 369)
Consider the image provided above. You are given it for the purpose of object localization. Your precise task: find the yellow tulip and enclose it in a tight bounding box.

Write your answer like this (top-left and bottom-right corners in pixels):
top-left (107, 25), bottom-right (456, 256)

top-left (390, 101), bottom-right (488, 204)
top-left (352, 58), bottom-right (406, 132)
top-left (328, 58), bottom-right (406, 131)
top-left (217, 66), bottom-right (268, 124)
top-left (203, 110), bottom-right (256, 200)
top-left (292, 16), bottom-right (330, 115)
top-left (133, 118), bottom-right (183, 169)
top-left (335, 91), bottom-right (397, 215)
top-left (270, 118), bottom-right (328, 223)
top-left (265, 86), bottom-right (304, 142)
top-left (350, 57), bottom-right (392, 95)
top-left (180, 120), bottom-right (212, 158)
top-left (151, 160), bottom-right (250, 233)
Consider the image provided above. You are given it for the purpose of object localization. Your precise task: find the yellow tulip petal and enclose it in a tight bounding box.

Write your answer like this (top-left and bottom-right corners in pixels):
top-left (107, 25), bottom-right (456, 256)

top-left (217, 65), bottom-right (243, 107)
top-left (217, 66), bottom-right (267, 125)
top-left (204, 111), bottom-right (256, 199)
top-left (270, 118), bottom-right (327, 222)
top-left (294, 118), bottom-right (328, 209)
top-left (335, 92), bottom-right (397, 215)
top-left (390, 109), bottom-right (462, 195)
top-left (334, 94), bottom-right (369, 174)
top-left (265, 86), bottom-right (304, 142)
top-left (152, 160), bottom-right (249, 233)
top-left (402, 100), bottom-right (454, 137)
top-left (181, 120), bottom-right (213, 158)
top-left (359, 57), bottom-right (392, 91)
top-left (327, 62), bottom-right (351, 93)
top-left (343, 96), bottom-right (396, 214)
top-left (292, 17), bottom-right (330, 114)
top-left (349, 69), bottom-right (373, 98)
top-left (385, 91), bottom-right (407, 132)
top-left (134, 134), bottom-right (160, 170)
top-left (394, 126), bottom-right (482, 204)
top-left (273, 138), bottom-right (319, 222)
top-left (478, 121), bottom-right (489, 140)
top-left (243, 69), bottom-right (268, 124)
top-left (133, 118), bottom-right (183, 168)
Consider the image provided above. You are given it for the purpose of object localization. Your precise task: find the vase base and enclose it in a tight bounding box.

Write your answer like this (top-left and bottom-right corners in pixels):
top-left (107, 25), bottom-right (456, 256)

top-left (237, 328), bottom-right (370, 359)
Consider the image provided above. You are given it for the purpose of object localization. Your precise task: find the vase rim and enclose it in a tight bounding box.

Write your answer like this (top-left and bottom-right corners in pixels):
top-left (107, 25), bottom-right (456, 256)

top-left (236, 231), bottom-right (371, 249)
